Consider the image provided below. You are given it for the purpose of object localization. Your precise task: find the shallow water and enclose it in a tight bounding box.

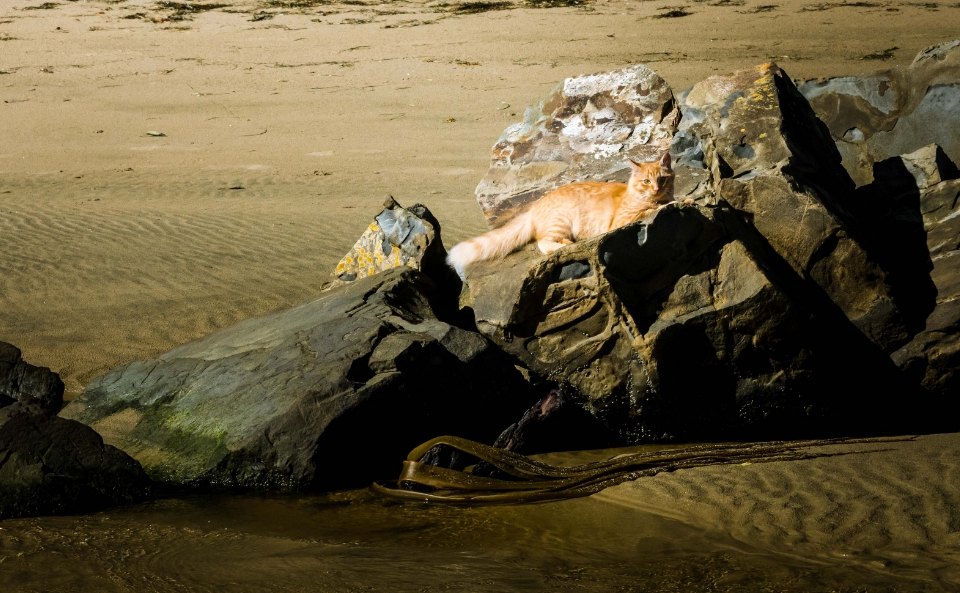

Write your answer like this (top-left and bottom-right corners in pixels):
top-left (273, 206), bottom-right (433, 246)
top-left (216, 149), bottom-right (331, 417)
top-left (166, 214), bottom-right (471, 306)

top-left (1, 480), bottom-right (956, 593)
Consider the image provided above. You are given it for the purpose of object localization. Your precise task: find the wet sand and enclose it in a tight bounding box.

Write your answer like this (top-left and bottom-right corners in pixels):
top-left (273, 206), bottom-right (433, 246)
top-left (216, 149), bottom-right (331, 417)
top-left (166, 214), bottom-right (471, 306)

top-left (1, 434), bottom-right (958, 592)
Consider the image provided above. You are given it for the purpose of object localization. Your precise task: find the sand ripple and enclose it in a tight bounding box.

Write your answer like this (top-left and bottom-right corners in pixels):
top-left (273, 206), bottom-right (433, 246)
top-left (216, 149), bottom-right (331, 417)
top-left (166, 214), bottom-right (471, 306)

top-left (0, 171), bottom-right (372, 393)
top-left (597, 434), bottom-right (960, 588)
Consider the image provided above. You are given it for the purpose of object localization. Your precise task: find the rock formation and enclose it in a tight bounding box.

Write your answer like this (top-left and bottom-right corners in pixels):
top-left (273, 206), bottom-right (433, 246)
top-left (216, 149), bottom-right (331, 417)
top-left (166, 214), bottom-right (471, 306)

top-left (475, 63), bottom-right (681, 226)
top-left (459, 49), bottom-right (960, 444)
top-left (0, 341), bottom-right (64, 415)
top-left (329, 196), bottom-right (457, 293)
top-left (0, 342), bottom-right (149, 519)
top-left (460, 201), bottom-right (923, 442)
top-left (678, 62), bottom-right (913, 351)
top-left (888, 145), bottom-right (960, 399)
top-left (788, 38), bottom-right (960, 409)
top-left (799, 39), bottom-right (960, 187)
top-left (56, 42), bottom-right (960, 492)
top-left (61, 268), bottom-right (535, 490)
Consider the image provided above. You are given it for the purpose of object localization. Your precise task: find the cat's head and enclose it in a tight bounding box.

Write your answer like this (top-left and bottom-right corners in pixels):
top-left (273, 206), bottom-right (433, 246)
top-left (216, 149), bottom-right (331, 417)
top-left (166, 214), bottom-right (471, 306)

top-left (627, 152), bottom-right (674, 200)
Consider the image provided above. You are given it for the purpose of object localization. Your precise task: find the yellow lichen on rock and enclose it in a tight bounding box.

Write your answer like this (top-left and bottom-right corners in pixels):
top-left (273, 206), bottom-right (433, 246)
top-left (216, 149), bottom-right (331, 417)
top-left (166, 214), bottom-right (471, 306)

top-left (327, 197), bottom-right (441, 290)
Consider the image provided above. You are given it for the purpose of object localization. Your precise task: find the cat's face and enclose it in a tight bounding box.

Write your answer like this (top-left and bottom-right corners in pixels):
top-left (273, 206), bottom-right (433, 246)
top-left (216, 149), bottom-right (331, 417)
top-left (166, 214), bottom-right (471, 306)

top-left (627, 153), bottom-right (674, 198)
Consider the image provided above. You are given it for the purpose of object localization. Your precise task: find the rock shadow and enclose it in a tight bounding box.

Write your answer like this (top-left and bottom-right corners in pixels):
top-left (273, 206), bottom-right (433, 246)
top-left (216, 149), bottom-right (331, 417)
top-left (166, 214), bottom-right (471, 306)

top-left (850, 155), bottom-right (945, 335)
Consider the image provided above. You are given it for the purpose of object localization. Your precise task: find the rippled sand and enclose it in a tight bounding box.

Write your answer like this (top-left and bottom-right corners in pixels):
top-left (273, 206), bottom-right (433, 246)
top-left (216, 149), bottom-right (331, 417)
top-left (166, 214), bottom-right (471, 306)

top-left (599, 434), bottom-right (960, 588)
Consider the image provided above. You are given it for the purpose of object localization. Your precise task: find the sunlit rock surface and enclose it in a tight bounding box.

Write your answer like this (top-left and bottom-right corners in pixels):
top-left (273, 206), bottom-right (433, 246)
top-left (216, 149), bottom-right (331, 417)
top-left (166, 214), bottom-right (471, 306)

top-left (475, 64), bottom-right (681, 226)
top-left (799, 39), bottom-right (960, 186)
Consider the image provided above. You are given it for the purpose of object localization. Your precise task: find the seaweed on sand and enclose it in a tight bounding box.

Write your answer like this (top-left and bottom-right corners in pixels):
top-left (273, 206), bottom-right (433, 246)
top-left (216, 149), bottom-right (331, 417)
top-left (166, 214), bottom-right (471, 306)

top-left (801, 1), bottom-right (882, 10)
top-left (654, 7), bottom-right (693, 17)
top-left (861, 46), bottom-right (899, 60)
top-left (434, 0), bottom-right (589, 12)
top-left (155, 1), bottom-right (232, 21)
top-left (525, 0), bottom-right (590, 7)
top-left (434, 1), bottom-right (515, 13)
top-left (740, 3), bottom-right (778, 12)
top-left (262, 0), bottom-right (334, 7)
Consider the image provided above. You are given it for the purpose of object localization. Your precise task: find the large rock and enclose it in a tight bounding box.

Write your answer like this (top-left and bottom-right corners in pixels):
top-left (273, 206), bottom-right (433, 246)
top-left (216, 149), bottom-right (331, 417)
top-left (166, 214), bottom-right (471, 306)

top-left (62, 268), bottom-right (535, 490)
top-left (0, 403), bottom-right (150, 519)
top-left (679, 62), bottom-right (915, 350)
top-left (890, 146), bottom-right (960, 401)
top-left (0, 344), bottom-right (149, 519)
top-left (455, 59), bottom-right (960, 443)
top-left (460, 204), bottom-right (925, 442)
top-left (475, 64), bottom-right (681, 226)
top-left (796, 39), bottom-right (960, 395)
top-left (799, 39), bottom-right (960, 186)
top-left (0, 341), bottom-right (64, 415)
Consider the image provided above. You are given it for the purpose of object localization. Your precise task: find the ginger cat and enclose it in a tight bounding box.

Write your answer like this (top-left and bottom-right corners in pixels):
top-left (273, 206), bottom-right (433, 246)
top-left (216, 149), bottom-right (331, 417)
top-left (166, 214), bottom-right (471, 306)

top-left (447, 152), bottom-right (675, 279)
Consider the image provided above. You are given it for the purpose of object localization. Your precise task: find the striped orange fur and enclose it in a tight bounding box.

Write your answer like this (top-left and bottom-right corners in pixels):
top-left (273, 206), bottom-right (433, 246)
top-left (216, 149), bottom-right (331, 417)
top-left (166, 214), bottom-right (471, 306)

top-left (447, 152), bottom-right (675, 279)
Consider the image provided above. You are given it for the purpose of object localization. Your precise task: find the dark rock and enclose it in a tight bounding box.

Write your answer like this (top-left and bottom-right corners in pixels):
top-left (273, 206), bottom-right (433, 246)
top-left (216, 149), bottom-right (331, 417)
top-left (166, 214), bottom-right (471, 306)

top-left (680, 62), bottom-right (912, 351)
top-left (844, 144), bottom-right (960, 336)
top-left (488, 388), bottom-right (616, 455)
top-left (890, 147), bottom-right (960, 402)
top-left (475, 64), bottom-right (681, 226)
top-left (799, 39), bottom-right (960, 186)
top-left (0, 344), bottom-right (149, 518)
top-left (0, 403), bottom-right (150, 520)
top-left (62, 268), bottom-right (536, 491)
top-left (790, 38), bottom-right (960, 399)
top-left (460, 204), bottom-right (923, 442)
top-left (0, 341), bottom-right (64, 415)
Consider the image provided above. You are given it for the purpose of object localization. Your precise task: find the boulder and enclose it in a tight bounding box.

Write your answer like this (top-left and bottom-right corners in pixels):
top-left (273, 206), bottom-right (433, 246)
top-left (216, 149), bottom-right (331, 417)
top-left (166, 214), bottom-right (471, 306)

top-left (455, 59), bottom-right (960, 443)
top-left (475, 63), bottom-right (681, 226)
top-left (0, 403), bottom-right (150, 519)
top-left (460, 204), bottom-right (924, 442)
top-left (890, 146), bottom-right (960, 401)
top-left (61, 268), bottom-right (535, 490)
top-left (679, 62), bottom-right (914, 350)
top-left (799, 39), bottom-right (960, 186)
top-left (796, 37), bottom-right (960, 403)
top-left (0, 341), bottom-right (64, 415)
top-left (0, 344), bottom-right (149, 519)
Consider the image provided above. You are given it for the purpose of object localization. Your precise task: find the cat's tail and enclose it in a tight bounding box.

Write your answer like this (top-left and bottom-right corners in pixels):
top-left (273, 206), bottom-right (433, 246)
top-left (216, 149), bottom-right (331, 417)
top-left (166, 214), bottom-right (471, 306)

top-left (446, 211), bottom-right (535, 280)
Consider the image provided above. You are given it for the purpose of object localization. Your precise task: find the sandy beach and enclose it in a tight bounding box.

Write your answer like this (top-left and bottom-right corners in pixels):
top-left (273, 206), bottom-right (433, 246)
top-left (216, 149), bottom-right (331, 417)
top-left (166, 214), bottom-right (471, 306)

top-left (2, 5), bottom-right (960, 590)
top-left (2, 0), bottom-right (959, 396)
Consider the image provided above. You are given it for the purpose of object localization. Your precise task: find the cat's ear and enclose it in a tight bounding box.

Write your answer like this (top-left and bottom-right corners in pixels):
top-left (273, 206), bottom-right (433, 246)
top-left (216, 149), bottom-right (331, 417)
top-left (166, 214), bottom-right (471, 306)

top-left (658, 151), bottom-right (672, 170)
